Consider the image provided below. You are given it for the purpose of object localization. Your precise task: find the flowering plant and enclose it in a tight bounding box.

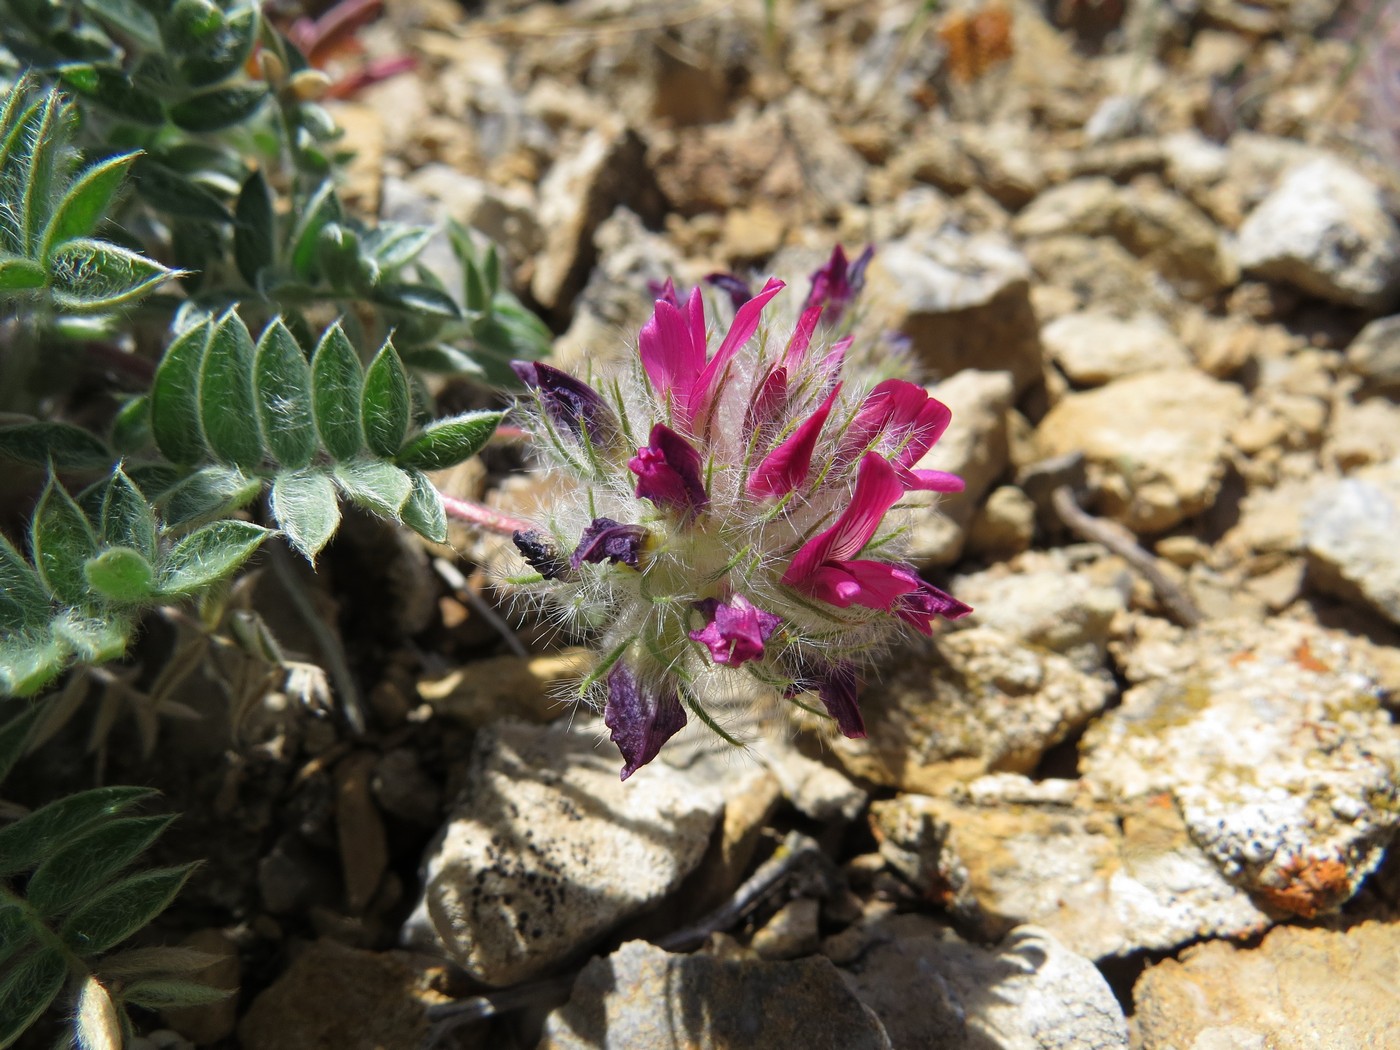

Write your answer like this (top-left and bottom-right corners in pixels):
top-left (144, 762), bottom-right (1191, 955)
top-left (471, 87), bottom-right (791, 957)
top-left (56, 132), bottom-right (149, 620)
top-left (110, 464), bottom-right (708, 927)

top-left (509, 249), bottom-right (971, 779)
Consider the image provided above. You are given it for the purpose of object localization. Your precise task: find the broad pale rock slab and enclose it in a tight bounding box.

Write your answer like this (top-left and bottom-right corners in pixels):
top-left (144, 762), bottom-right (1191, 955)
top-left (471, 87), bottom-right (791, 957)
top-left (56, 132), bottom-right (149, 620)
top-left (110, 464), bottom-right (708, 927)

top-left (834, 628), bottom-right (1114, 792)
top-left (1082, 618), bottom-right (1400, 914)
top-left (840, 914), bottom-right (1128, 1050)
top-left (403, 720), bottom-right (726, 986)
top-left (537, 940), bottom-right (892, 1049)
top-left (1041, 310), bottom-right (1191, 386)
top-left (870, 782), bottom-right (1270, 959)
top-left (1237, 157), bottom-right (1400, 309)
top-left (1035, 368), bottom-right (1247, 533)
top-left (1134, 922), bottom-right (1400, 1050)
top-left (1303, 459), bottom-right (1400, 627)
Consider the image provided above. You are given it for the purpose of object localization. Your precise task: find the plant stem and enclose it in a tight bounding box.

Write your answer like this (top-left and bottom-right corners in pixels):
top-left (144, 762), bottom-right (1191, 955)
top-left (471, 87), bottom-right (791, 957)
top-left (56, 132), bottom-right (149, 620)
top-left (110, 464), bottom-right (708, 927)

top-left (436, 492), bottom-right (535, 536)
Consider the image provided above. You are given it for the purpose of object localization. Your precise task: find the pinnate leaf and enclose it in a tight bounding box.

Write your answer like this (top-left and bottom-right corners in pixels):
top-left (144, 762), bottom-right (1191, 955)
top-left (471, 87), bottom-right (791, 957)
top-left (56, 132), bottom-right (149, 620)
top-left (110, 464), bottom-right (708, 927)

top-left (0, 944), bottom-right (66, 1047)
top-left (84, 547), bottom-right (156, 603)
top-left (151, 320), bottom-right (211, 465)
top-left (311, 322), bottom-right (364, 460)
top-left (270, 469), bottom-right (340, 562)
top-left (27, 814), bottom-right (176, 918)
top-left (401, 469), bottom-right (447, 543)
top-left (30, 477), bottom-right (99, 606)
top-left (0, 421), bottom-right (113, 468)
top-left (48, 239), bottom-right (176, 312)
top-left (396, 411), bottom-right (503, 471)
top-left (41, 150), bottom-right (139, 257)
top-left (168, 85), bottom-right (268, 132)
top-left (157, 466), bottom-right (261, 530)
top-left (0, 786), bottom-right (157, 876)
top-left (157, 520), bottom-right (268, 598)
top-left (60, 863), bottom-right (197, 956)
top-left (333, 459), bottom-right (412, 518)
top-left (253, 320), bottom-right (316, 468)
top-left (361, 341), bottom-right (410, 457)
top-left (199, 310), bottom-right (264, 468)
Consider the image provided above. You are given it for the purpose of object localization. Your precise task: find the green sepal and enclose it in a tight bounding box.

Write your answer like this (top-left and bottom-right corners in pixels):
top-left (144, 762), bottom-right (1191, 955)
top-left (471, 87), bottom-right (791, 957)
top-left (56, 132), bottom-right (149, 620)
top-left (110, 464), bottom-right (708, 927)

top-left (268, 469), bottom-right (340, 563)
top-left (310, 322), bottom-right (363, 460)
top-left (395, 411), bottom-right (503, 471)
top-left (361, 341), bottom-right (411, 458)
top-left (157, 520), bottom-right (268, 597)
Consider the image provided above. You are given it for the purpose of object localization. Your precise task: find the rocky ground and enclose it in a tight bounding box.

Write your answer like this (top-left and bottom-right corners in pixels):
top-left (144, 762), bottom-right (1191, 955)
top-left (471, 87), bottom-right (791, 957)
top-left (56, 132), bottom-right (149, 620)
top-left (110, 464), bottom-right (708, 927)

top-left (42, 0), bottom-right (1400, 1047)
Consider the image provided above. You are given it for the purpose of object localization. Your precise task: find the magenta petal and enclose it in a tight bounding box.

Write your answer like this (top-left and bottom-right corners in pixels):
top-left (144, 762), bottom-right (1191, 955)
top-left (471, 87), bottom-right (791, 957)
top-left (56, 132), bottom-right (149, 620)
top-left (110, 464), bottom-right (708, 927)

top-left (782, 304), bottom-right (824, 370)
top-left (689, 594), bottom-right (782, 666)
top-left (902, 467), bottom-right (966, 493)
top-left (803, 559), bottom-right (921, 610)
top-left (744, 365), bottom-right (788, 436)
top-left (691, 277), bottom-right (784, 423)
top-left (629, 424), bottom-right (709, 517)
top-left (746, 383), bottom-right (842, 500)
top-left (604, 663), bottom-right (688, 780)
top-left (571, 518), bottom-right (649, 570)
top-left (639, 297), bottom-right (704, 405)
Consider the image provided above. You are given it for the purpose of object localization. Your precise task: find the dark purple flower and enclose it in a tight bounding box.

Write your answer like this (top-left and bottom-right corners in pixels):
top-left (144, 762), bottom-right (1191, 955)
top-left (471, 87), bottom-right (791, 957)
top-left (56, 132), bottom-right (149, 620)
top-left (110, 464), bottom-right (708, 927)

top-left (805, 244), bottom-right (874, 326)
top-left (789, 660), bottom-right (865, 738)
top-left (689, 594), bottom-right (782, 667)
top-left (628, 423), bottom-right (709, 518)
top-left (512, 528), bottom-right (569, 580)
top-left (704, 271), bottom-right (755, 310)
top-left (512, 360), bottom-right (620, 450)
top-left (893, 576), bottom-right (973, 634)
top-left (571, 518), bottom-right (649, 570)
top-left (604, 662), bottom-right (688, 780)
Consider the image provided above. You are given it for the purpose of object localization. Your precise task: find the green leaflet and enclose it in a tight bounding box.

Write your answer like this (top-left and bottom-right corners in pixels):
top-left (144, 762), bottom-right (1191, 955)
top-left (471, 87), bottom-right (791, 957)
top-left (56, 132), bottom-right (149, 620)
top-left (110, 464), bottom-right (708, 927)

top-left (400, 469), bottom-right (447, 543)
top-left (39, 150), bottom-right (139, 259)
top-left (198, 310), bottom-right (264, 468)
top-left (150, 320), bottom-right (212, 465)
top-left (234, 168), bottom-right (275, 287)
top-left (396, 411), bottom-right (503, 471)
top-left (157, 519), bottom-right (268, 597)
top-left (25, 814), bottom-right (177, 918)
top-left (361, 341), bottom-right (411, 458)
top-left (99, 468), bottom-right (157, 559)
top-left (269, 469), bottom-right (340, 563)
top-left (253, 319), bottom-right (316, 469)
top-left (311, 322), bottom-right (364, 460)
top-left (0, 786), bottom-right (157, 877)
top-left (0, 421), bottom-right (113, 469)
top-left (30, 477), bottom-right (99, 607)
top-left (333, 458), bottom-right (412, 518)
top-left (47, 239), bottom-right (177, 312)
top-left (60, 863), bottom-right (197, 956)
top-left (83, 547), bottom-right (156, 603)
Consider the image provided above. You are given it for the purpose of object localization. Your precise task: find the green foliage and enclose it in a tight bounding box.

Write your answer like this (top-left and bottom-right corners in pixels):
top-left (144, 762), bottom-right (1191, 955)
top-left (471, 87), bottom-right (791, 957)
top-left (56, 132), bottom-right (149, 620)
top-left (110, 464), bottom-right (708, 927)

top-left (0, 787), bottom-right (220, 1050)
top-left (0, 468), bottom-right (270, 697)
top-left (0, 76), bottom-right (178, 318)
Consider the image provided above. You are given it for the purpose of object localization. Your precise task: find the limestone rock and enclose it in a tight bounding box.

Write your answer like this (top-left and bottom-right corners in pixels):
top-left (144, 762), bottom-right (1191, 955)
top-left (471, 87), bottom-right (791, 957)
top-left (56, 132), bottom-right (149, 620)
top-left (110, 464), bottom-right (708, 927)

top-left (840, 914), bottom-right (1129, 1050)
top-left (1042, 311), bottom-right (1192, 386)
top-left (833, 628), bottom-right (1114, 792)
top-left (1082, 618), bottom-right (1400, 914)
top-left (1345, 314), bottom-right (1400, 398)
top-left (403, 720), bottom-right (727, 985)
top-left (1236, 157), bottom-right (1400, 310)
top-left (537, 940), bottom-right (892, 1050)
top-left (1134, 922), bottom-right (1400, 1050)
top-left (1303, 459), bottom-right (1400, 626)
top-left (871, 784), bottom-right (1270, 959)
top-left (1035, 368), bottom-right (1247, 533)
top-left (966, 485), bottom-right (1037, 561)
top-left (865, 230), bottom-right (1043, 393)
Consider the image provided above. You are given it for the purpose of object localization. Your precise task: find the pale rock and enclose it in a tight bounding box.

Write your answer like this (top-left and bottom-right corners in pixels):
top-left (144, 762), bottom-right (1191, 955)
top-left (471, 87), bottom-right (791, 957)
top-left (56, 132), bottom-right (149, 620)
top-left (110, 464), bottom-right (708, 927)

top-left (751, 897), bottom-right (821, 960)
top-left (530, 121), bottom-right (660, 314)
top-left (1236, 157), bottom-right (1400, 309)
top-left (907, 370), bottom-right (1015, 566)
top-left (1022, 235), bottom-right (1175, 320)
top-left (403, 720), bottom-right (729, 985)
top-left (1162, 130), bottom-right (1228, 203)
top-left (1134, 922), bottom-right (1400, 1050)
top-left (951, 551), bottom-right (1128, 671)
top-left (1345, 314), bottom-right (1400, 398)
top-left (1084, 94), bottom-right (1144, 144)
top-left (833, 628), bottom-right (1113, 792)
top-left (1043, 139), bottom-right (1165, 185)
top-left (416, 649), bottom-right (590, 727)
top-left (1218, 477), bottom-right (1326, 562)
top-left (1034, 369), bottom-right (1247, 533)
top-left (537, 940), bottom-right (892, 1050)
top-left (1042, 310), bottom-right (1191, 386)
top-left (870, 787), bottom-right (1270, 959)
top-left (1303, 459), bottom-right (1400, 626)
top-left (1082, 618), bottom-right (1400, 914)
top-left (755, 735), bottom-right (867, 823)
top-left (1325, 397), bottom-right (1400, 469)
top-left (966, 485), bottom-right (1037, 560)
top-left (1012, 177), bottom-right (1122, 240)
top-left (840, 915), bottom-right (1129, 1050)
top-left (1117, 180), bottom-right (1239, 298)
top-left (865, 230), bottom-right (1043, 393)
top-left (719, 204), bottom-right (785, 261)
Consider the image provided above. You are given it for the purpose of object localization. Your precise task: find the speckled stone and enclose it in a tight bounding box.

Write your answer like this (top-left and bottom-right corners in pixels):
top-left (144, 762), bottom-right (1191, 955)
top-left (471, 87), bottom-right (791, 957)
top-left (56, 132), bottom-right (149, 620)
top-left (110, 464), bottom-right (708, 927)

top-left (1082, 617), bottom-right (1400, 914)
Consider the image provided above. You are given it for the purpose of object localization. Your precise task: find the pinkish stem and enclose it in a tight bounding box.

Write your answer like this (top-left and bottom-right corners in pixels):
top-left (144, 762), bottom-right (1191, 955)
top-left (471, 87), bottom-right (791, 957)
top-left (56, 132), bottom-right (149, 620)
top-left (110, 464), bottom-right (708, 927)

top-left (437, 492), bottom-right (535, 537)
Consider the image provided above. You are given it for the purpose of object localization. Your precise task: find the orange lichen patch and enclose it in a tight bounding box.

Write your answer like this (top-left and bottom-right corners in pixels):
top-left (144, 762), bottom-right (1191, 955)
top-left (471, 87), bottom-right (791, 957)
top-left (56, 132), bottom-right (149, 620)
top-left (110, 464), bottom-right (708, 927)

top-left (1292, 638), bottom-right (1332, 674)
top-left (1146, 791), bottom-right (1175, 810)
top-left (938, 3), bottom-right (1015, 85)
top-left (1257, 853), bottom-right (1353, 919)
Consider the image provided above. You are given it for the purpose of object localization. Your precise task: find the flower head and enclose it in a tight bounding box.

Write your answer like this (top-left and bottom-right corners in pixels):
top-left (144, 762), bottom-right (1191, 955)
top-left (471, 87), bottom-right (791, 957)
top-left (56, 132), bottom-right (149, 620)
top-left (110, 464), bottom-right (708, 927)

top-left (508, 250), bottom-right (969, 777)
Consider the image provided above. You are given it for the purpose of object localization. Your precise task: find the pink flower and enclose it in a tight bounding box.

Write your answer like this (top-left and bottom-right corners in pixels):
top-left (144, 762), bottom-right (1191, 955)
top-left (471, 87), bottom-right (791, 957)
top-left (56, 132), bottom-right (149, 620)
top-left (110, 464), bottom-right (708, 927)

top-left (782, 452), bottom-right (923, 610)
top-left (745, 384), bottom-right (842, 500)
top-left (629, 424), bottom-right (709, 517)
top-left (689, 594), bottom-right (782, 667)
top-left (805, 244), bottom-right (873, 326)
top-left (604, 663), bottom-right (687, 781)
top-left (838, 379), bottom-right (965, 493)
top-left (639, 278), bottom-right (785, 430)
